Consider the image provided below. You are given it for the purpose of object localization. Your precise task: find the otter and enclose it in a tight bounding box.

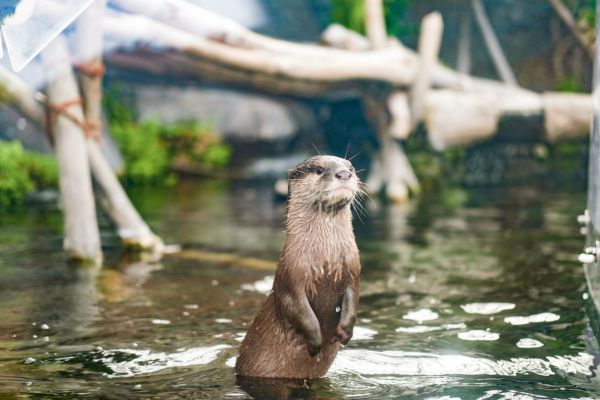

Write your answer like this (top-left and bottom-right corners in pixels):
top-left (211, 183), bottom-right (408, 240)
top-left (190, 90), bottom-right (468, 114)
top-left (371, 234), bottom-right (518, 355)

top-left (235, 155), bottom-right (361, 379)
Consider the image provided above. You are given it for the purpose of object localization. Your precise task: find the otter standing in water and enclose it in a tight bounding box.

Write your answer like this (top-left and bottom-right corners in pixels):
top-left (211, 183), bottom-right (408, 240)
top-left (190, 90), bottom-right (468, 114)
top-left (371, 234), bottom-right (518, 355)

top-left (236, 155), bottom-right (361, 379)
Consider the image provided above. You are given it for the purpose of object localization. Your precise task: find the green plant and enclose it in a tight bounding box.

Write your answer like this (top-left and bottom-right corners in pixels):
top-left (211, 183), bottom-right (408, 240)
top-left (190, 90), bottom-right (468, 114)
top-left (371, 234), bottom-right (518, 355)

top-left (105, 88), bottom-right (232, 185)
top-left (110, 120), bottom-right (171, 184)
top-left (0, 141), bottom-right (58, 207)
top-left (555, 76), bottom-right (586, 92)
top-left (110, 119), bottom-right (232, 184)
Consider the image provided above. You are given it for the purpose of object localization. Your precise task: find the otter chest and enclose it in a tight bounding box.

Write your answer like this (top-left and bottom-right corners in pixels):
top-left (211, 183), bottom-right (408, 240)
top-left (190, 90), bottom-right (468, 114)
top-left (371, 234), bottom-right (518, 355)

top-left (306, 262), bottom-right (348, 333)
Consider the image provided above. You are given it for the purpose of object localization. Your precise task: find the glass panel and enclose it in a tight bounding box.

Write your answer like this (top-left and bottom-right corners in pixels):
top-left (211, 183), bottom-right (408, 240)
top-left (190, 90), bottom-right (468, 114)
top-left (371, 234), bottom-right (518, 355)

top-left (1, 0), bottom-right (94, 71)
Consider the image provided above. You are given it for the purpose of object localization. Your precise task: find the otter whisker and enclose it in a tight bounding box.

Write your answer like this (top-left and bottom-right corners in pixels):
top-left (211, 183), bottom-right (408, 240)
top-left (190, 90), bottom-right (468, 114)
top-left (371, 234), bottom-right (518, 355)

top-left (351, 203), bottom-right (365, 224)
top-left (311, 142), bottom-right (322, 155)
top-left (352, 197), bottom-right (369, 218)
top-left (348, 151), bottom-right (361, 162)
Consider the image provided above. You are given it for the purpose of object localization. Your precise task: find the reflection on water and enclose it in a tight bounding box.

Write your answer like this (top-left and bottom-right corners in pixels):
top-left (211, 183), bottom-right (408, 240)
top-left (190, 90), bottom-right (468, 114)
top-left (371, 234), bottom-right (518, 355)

top-left (0, 177), bottom-right (598, 399)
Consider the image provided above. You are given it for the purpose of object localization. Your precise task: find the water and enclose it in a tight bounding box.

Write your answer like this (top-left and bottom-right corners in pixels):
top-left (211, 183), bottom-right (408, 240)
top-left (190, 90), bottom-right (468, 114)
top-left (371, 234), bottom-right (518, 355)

top-left (0, 176), bottom-right (597, 399)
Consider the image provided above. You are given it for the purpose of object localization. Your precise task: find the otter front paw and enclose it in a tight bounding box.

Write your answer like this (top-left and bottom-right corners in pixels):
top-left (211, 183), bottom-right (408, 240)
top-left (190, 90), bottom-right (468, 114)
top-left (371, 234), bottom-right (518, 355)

top-left (307, 340), bottom-right (321, 357)
top-left (331, 325), bottom-right (353, 345)
top-left (306, 330), bottom-right (322, 356)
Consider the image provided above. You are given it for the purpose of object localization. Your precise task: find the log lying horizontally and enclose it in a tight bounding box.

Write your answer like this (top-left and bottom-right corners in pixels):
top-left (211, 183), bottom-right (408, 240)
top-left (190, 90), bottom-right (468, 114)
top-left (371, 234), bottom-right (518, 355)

top-left (100, 8), bottom-right (592, 151)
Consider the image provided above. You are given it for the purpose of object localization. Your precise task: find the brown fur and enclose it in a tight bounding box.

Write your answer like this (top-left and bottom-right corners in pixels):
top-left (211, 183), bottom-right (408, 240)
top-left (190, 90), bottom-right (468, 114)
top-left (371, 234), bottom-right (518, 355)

top-left (236, 156), bottom-right (361, 379)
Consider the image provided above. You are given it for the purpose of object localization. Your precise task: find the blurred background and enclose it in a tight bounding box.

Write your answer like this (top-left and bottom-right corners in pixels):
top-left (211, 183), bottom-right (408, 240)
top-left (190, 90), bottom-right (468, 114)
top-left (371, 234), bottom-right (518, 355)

top-left (0, 0), bottom-right (599, 398)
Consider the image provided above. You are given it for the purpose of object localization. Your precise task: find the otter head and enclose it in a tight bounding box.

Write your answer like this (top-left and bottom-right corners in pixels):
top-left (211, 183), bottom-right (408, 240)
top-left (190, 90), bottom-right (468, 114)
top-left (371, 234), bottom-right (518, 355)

top-left (288, 155), bottom-right (359, 213)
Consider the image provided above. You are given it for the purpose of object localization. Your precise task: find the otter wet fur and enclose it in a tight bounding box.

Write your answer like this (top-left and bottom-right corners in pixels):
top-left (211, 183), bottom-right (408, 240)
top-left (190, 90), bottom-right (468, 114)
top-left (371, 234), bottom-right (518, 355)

top-left (235, 155), bottom-right (362, 379)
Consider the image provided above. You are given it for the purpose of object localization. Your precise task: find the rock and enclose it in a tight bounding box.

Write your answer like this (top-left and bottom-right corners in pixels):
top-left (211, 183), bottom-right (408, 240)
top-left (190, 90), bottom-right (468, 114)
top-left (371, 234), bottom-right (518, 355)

top-left (134, 85), bottom-right (317, 143)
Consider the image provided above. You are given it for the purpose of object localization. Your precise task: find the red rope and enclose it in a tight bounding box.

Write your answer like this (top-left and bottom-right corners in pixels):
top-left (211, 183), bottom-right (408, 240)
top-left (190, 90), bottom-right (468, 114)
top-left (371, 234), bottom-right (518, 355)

top-left (45, 98), bottom-right (100, 142)
top-left (74, 63), bottom-right (105, 78)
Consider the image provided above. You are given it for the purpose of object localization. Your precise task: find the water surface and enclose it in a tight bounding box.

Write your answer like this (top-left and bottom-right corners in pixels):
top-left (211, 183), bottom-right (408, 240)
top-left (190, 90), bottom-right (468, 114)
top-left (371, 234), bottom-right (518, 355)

top-left (0, 176), bottom-right (597, 399)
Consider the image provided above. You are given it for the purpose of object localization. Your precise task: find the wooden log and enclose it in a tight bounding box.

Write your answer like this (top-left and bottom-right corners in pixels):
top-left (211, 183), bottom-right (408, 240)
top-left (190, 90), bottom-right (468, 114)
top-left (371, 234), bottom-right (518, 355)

top-left (103, 12), bottom-right (417, 86)
top-left (471, 0), bottom-right (518, 86)
top-left (75, 0), bottom-right (163, 250)
top-left (425, 90), bottom-right (592, 150)
top-left (542, 92), bottom-right (593, 141)
top-left (101, 6), bottom-right (520, 96)
top-left (408, 11), bottom-right (443, 133)
top-left (101, 11), bottom-right (593, 148)
top-left (41, 36), bottom-right (102, 263)
top-left (426, 90), bottom-right (502, 150)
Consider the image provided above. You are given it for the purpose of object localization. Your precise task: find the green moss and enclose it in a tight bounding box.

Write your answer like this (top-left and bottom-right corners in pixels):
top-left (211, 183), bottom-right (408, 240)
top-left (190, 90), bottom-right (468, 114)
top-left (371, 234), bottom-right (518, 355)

top-left (0, 141), bottom-right (58, 207)
top-left (105, 88), bottom-right (232, 185)
top-left (110, 119), bottom-right (231, 185)
top-left (555, 76), bottom-right (586, 93)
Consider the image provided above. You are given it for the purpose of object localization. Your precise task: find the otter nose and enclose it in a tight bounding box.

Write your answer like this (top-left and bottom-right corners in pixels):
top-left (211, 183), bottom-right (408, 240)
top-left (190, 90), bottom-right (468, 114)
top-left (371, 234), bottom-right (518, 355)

top-left (335, 169), bottom-right (352, 181)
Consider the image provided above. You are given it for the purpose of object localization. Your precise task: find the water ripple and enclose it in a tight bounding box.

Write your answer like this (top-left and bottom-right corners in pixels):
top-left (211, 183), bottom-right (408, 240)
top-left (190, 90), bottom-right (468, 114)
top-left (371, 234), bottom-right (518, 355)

top-left (461, 302), bottom-right (515, 315)
top-left (330, 349), bottom-right (594, 377)
top-left (504, 313), bottom-right (561, 326)
top-left (60, 345), bottom-right (230, 377)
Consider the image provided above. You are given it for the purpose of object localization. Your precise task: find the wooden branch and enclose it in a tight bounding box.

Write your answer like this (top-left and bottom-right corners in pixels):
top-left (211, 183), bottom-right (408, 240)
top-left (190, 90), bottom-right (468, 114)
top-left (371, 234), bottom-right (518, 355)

top-left (320, 24), bottom-right (372, 51)
top-left (103, 12), bottom-right (416, 87)
top-left (471, 0), bottom-right (518, 86)
top-left (41, 36), bottom-right (102, 264)
top-left (547, 0), bottom-right (594, 59)
top-left (104, 5), bottom-right (517, 95)
top-left (111, 0), bottom-right (347, 59)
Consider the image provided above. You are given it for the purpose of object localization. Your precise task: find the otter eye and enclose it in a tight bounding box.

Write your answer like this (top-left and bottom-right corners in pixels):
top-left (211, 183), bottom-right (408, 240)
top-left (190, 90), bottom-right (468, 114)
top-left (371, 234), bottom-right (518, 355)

top-left (315, 166), bottom-right (324, 175)
top-left (349, 165), bottom-right (355, 173)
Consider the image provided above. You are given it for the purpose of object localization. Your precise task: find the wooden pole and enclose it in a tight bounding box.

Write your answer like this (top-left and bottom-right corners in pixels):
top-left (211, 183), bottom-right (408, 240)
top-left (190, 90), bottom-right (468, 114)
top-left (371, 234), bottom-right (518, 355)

top-left (471, 0), bottom-right (518, 86)
top-left (41, 36), bottom-right (102, 264)
top-left (365, 0), bottom-right (388, 49)
top-left (409, 12), bottom-right (443, 131)
top-left (457, 10), bottom-right (472, 74)
top-left (362, 0), bottom-right (419, 201)
top-left (75, 0), bottom-right (106, 141)
top-left (75, 0), bottom-right (163, 250)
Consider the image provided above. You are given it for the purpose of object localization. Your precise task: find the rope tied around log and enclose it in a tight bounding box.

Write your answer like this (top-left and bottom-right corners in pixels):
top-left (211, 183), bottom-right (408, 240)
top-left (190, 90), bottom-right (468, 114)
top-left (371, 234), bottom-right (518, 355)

top-left (74, 62), bottom-right (106, 78)
top-left (45, 98), bottom-right (100, 143)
